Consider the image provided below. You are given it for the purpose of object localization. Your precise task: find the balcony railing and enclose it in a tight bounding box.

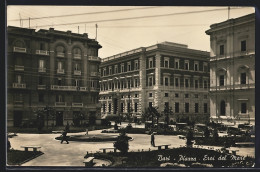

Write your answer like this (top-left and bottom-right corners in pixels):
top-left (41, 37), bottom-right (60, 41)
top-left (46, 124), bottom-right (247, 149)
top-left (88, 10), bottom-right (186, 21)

top-left (57, 69), bottom-right (65, 74)
top-left (51, 85), bottom-right (77, 91)
top-left (74, 70), bottom-right (81, 75)
top-left (38, 85), bottom-right (46, 90)
top-left (80, 87), bottom-right (87, 91)
top-left (13, 83), bottom-right (26, 88)
top-left (13, 47), bottom-right (26, 53)
top-left (74, 54), bottom-right (81, 59)
top-left (72, 103), bottom-right (83, 107)
top-left (56, 52), bottom-right (65, 57)
top-left (38, 68), bottom-right (46, 73)
top-left (55, 102), bottom-right (67, 107)
top-left (90, 87), bottom-right (99, 92)
top-left (90, 72), bottom-right (100, 77)
top-left (36, 50), bottom-right (49, 55)
top-left (210, 83), bottom-right (255, 91)
top-left (88, 56), bottom-right (101, 62)
top-left (14, 65), bottom-right (24, 71)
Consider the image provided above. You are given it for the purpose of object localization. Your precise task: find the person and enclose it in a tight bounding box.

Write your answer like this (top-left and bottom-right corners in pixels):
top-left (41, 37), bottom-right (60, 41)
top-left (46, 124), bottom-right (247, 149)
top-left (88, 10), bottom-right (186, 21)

top-left (61, 130), bottom-right (69, 144)
top-left (65, 122), bottom-right (70, 132)
top-left (85, 128), bottom-right (88, 135)
top-left (151, 132), bottom-right (155, 147)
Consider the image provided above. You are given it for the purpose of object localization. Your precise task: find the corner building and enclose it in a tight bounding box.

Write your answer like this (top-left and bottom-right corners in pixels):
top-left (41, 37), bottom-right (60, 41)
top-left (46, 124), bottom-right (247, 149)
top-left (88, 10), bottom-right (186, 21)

top-left (7, 26), bottom-right (102, 127)
top-left (100, 42), bottom-right (210, 123)
top-left (206, 13), bottom-right (255, 125)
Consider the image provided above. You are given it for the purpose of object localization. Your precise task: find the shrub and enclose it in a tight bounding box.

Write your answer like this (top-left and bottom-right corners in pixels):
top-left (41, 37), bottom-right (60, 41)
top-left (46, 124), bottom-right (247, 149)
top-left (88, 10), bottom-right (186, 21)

top-left (114, 131), bottom-right (129, 154)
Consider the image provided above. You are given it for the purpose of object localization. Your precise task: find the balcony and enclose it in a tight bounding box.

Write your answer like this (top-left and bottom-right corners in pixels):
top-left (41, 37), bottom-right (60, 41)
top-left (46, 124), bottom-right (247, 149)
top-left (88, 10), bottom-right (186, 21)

top-left (36, 50), bottom-right (49, 56)
top-left (79, 87), bottom-right (87, 91)
top-left (51, 85), bottom-right (77, 91)
top-left (13, 83), bottom-right (26, 88)
top-left (38, 85), bottom-right (46, 90)
top-left (14, 65), bottom-right (24, 71)
top-left (72, 102), bottom-right (83, 107)
top-left (88, 56), bottom-right (101, 62)
top-left (74, 70), bottom-right (81, 75)
top-left (55, 102), bottom-right (67, 107)
top-left (74, 54), bottom-right (81, 59)
top-left (38, 68), bottom-right (46, 73)
top-left (90, 72), bottom-right (100, 77)
top-left (57, 69), bottom-right (65, 74)
top-left (56, 52), bottom-right (65, 57)
top-left (13, 47), bottom-right (26, 53)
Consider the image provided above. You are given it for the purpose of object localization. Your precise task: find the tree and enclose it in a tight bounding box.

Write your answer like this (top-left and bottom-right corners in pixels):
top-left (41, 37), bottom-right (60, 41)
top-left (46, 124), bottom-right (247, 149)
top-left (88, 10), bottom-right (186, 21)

top-left (186, 129), bottom-right (194, 148)
top-left (164, 106), bottom-right (173, 126)
top-left (114, 130), bottom-right (129, 154)
top-left (213, 128), bottom-right (219, 143)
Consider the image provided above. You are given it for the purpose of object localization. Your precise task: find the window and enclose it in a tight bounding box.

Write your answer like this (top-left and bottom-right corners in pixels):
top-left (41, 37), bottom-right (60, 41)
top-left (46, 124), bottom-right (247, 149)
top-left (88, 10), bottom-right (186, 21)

top-left (109, 66), bottom-right (112, 75)
top-left (127, 62), bottom-right (131, 71)
top-left (194, 62), bottom-right (199, 71)
top-left (220, 45), bottom-right (224, 55)
top-left (164, 77), bottom-right (169, 86)
top-left (185, 60), bottom-right (189, 70)
top-left (241, 40), bottom-right (246, 52)
top-left (175, 93), bottom-right (179, 98)
top-left (114, 65), bottom-right (118, 74)
top-left (121, 103), bottom-right (124, 112)
top-left (39, 94), bottom-right (44, 102)
top-left (241, 103), bottom-right (247, 113)
top-left (220, 100), bottom-right (225, 116)
top-left (108, 103), bottom-right (111, 113)
top-left (149, 93), bottom-right (153, 97)
top-left (17, 75), bottom-right (22, 83)
top-left (74, 63), bottom-right (80, 71)
top-left (121, 64), bottom-right (124, 73)
top-left (241, 73), bottom-right (246, 84)
top-left (90, 81), bottom-right (95, 88)
top-left (103, 68), bottom-right (106, 76)
top-left (135, 78), bottom-right (138, 87)
top-left (185, 103), bottom-right (189, 113)
top-left (185, 78), bottom-right (189, 88)
top-left (149, 58), bottom-right (153, 68)
top-left (185, 94), bottom-right (189, 98)
top-left (56, 95), bottom-right (64, 102)
top-left (58, 78), bottom-right (62, 86)
top-left (127, 103), bottom-right (130, 112)
top-left (135, 94), bottom-right (138, 98)
top-left (148, 77), bottom-right (153, 86)
top-left (195, 103), bottom-right (199, 113)
top-left (165, 93), bottom-right (169, 97)
top-left (195, 80), bottom-right (199, 89)
top-left (39, 60), bottom-right (44, 68)
top-left (58, 62), bottom-right (63, 69)
top-left (175, 78), bottom-right (179, 87)
top-left (175, 59), bottom-right (179, 69)
top-left (134, 60), bottom-right (139, 70)
top-left (194, 94), bottom-right (198, 98)
top-left (175, 102), bottom-right (179, 113)
top-left (149, 102), bottom-right (153, 108)
top-left (203, 63), bottom-right (208, 72)
top-left (204, 103), bottom-right (208, 113)
top-left (219, 75), bottom-right (224, 86)
top-left (40, 43), bottom-right (45, 50)
top-left (204, 80), bottom-right (208, 89)
top-left (164, 57), bottom-right (169, 68)
top-left (39, 76), bottom-right (43, 85)
top-left (204, 95), bottom-right (208, 99)
top-left (73, 47), bottom-right (81, 57)
top-left (165, 102), bottom-right (169, 110)
top-left (135, 103), bottom-right (138, 112)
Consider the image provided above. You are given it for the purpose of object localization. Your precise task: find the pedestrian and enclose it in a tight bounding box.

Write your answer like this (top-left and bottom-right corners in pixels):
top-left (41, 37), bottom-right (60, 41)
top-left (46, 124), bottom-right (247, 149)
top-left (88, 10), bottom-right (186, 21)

top-left (61, 130), bottom-right (69, 144)
top-left (86, 128), bottom-right (88, 135)
top-left (65, 122), bottom-right (70, 132)
top-left (151, 132), bottom-right (155, 147)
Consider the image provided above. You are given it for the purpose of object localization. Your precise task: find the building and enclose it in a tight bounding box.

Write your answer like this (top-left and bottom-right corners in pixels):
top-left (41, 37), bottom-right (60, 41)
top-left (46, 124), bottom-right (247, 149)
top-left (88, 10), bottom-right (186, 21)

top-left (99, 42), bottom-right (210, 123)
top-left (7, 26), bottom-right (102, 127)
top-left (206, 13), bottom-right (255, 125)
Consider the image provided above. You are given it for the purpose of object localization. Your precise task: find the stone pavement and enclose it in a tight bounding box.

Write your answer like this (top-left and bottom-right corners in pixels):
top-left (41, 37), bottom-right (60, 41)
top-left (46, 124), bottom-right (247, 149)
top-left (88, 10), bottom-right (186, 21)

top-left (8, 127), bottom-right (254, 166)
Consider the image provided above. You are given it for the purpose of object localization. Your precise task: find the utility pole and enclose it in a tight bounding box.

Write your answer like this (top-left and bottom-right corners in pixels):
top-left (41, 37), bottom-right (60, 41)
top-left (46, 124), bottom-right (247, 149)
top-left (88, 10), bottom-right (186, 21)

top-left (19, 13), bottom-right (22, 27)
top-left (228, 6), bottom-right (230, 20)
top-left (29, 17), bottom-right (30, 28)
top-left (78, 26), bottom-right (79, 34)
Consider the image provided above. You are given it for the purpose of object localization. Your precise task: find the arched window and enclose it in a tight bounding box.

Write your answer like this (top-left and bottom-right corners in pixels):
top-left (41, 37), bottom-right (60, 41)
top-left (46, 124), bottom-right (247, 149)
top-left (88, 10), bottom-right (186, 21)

top-left (14, 40), bottom-right (25, 47)
top-left (220, 100), bottom-right (225, 116)
top-left (73, 47), bottom-right (82, 59)
top-left (56, 46), bottom-right (65, 57)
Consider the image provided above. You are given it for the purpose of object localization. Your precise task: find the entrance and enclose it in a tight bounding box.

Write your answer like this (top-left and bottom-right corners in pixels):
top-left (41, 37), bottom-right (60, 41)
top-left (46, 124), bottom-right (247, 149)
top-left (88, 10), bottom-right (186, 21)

top-left (56, 111), bottom-right (63, 126)
top-left (13, 111), bottom-right (23, 127)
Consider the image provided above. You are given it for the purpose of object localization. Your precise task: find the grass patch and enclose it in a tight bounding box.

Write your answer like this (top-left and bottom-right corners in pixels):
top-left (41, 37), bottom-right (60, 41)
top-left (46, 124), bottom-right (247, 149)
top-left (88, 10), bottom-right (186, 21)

top-left (7, 150), bottom-right (43, 166)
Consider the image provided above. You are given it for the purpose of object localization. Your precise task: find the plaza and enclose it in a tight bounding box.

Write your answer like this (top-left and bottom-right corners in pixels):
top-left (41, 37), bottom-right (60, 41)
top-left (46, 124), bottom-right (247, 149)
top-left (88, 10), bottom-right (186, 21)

top-left (8, 123), bottom-right (254, 167)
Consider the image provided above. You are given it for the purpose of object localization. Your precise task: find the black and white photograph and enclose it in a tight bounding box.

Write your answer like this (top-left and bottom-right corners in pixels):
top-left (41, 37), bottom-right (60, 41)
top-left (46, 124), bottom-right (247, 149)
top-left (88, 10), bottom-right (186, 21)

top-left (6, 5), bottom-right (256, 168)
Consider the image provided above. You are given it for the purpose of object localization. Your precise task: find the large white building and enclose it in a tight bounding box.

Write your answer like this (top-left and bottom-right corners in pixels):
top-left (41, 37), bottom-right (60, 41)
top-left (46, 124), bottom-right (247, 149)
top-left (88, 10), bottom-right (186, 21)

top-left (206, 13), bottom-right (255, 125)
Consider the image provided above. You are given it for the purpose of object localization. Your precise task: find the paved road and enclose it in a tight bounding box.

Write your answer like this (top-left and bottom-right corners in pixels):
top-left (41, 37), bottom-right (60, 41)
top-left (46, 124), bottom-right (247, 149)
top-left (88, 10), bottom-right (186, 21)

top-left (8, 127), bottom-right (254, 167)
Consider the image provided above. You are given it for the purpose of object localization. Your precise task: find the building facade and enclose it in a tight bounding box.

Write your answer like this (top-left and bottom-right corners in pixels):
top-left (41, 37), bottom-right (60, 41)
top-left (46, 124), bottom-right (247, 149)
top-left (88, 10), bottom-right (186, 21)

top-left (206, 13), bottom-right (255, 125)
top-left (100, 42), bottom-right (210, 123)
top-left (7, 26), bottom-right (102, 127)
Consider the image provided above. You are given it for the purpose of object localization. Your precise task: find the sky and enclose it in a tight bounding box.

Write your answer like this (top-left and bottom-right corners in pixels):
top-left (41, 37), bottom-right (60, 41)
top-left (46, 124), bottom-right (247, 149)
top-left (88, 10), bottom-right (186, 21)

top-left (7, 6), bottom-right (255, 58)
